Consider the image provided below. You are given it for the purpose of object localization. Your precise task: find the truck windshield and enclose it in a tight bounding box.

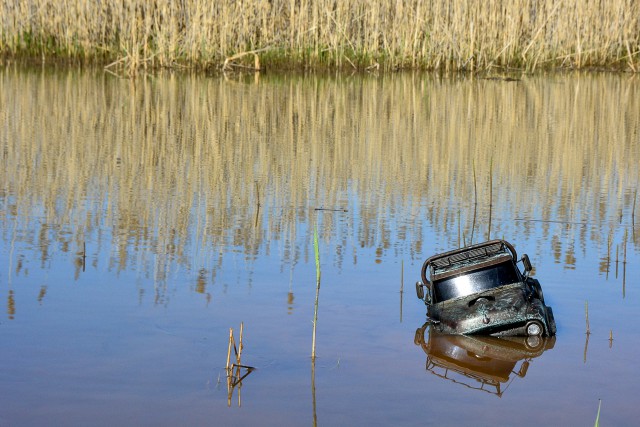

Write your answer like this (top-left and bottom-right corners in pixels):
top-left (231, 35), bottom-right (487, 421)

top-left (433, 261), bottom-right (521, 303)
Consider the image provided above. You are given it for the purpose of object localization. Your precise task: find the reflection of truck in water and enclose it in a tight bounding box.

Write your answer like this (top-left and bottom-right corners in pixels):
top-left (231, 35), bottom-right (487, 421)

top-left (416, 239), bottom-right (556, 337)
top-left (414, 323), bottom-right (556, 397)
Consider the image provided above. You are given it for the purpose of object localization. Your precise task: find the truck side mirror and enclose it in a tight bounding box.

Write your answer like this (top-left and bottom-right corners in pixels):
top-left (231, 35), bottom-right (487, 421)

top-left (415, 282), bottom-right (424, 299)
top-left (521, 254), bottom-right (532, 273)
top-left (517, 361), bottom-right (530, 377)
top-left (415, 282), bottom-right (432, 305)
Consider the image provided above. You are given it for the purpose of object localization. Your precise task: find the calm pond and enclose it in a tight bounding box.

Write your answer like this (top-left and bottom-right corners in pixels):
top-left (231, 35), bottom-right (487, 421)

top-left (1, 66), bottom-right (639, 426)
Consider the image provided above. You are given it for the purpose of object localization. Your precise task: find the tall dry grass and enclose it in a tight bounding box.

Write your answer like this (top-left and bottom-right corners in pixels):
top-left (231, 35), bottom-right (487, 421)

top-left (1, 0), bottom-right (639, 71)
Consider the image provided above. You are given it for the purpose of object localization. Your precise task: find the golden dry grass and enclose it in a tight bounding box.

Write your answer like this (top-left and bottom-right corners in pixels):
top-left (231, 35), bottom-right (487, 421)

top-left (1, 0), bottom-right (639, 71)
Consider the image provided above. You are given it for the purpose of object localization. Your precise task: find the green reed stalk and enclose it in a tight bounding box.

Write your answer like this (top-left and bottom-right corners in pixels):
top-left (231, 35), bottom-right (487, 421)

top-left (311, 227), bottom-right (321, 360)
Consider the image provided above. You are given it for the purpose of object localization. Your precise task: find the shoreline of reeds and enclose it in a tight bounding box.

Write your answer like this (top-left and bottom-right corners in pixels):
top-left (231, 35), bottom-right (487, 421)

top-left (1, 0), bottom-right (639, 74)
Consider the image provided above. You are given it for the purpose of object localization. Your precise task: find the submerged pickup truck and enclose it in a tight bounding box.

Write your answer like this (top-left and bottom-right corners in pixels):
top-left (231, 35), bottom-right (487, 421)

top-left (416, 239), bottom-right (556, 337)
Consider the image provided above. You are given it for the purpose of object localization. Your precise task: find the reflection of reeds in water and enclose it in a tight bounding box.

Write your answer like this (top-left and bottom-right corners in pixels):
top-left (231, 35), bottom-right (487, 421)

top-left (1, 68), bottom-right (640, 286)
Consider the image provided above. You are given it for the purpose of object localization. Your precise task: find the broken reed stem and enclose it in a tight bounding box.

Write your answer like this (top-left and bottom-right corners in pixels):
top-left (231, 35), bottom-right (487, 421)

top-left (314, 227), bottom-right (321, 282)
top-left (585, 300), bottom-right (591, 335)
top-left (633, 187), bottom-right (637, 226)
top-left (238, 322), bottom-right (244, 361)
top-left (489, 158), bottom-right (493, 209)
top-left (473, 161), bottom-right (478, 208)
top-left (400, 260), bottom-right (404, 294)
top-left (226, 323), bottom-right (247, 371)
top-left (225, 322), bottom-right (254, 408)
top-left (223, 47), bottom-right (272, 71)
top-left (622, 257), bottom-right (627, 298)
top-left (583, 332), bottom-right (590, 363)
top-left (255, 181), bottom-right (261, 208)
top-left (606, 232), bottom-right (612, 276)
top-left (399, 260), bottom-right (404, 323)
top-left (457, 209), bottom-right (461, 248)
top-left (470, 161), bottom-right (478, 245)
top-left (254, 182), bottom-right (261, 229)
top-left (622, 230), bottom-right (628, 295)
top-left (226, 328), bottom-right (233, 371)
top-left (311, 227), bottom-right (321, 360)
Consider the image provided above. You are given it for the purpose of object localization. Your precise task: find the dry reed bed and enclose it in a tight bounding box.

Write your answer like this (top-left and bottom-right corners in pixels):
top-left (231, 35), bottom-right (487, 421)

top-left (1, 0), bottom-right (639, 71)
top-left (1, 68), bottom-right (639, 283)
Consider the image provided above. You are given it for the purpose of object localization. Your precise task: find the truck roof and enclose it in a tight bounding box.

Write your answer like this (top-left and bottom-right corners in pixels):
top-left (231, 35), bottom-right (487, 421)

top-left (424, 240), bottom-right (518, 281)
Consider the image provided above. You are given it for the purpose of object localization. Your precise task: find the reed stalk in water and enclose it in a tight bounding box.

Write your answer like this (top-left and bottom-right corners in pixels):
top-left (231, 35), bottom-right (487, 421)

top-left (311, 227), bottom-right (321, 360)
top-left (585, 300), bottom-right (591, 335)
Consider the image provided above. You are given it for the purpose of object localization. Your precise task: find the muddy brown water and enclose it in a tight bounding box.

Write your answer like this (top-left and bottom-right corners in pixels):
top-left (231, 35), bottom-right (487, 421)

top-left (1, 66), bottom-right (639, 426)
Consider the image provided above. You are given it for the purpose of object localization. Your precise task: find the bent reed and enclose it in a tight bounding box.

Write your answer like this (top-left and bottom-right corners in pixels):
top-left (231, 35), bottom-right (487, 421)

top-left (1, 0), bottom-right (639, 72)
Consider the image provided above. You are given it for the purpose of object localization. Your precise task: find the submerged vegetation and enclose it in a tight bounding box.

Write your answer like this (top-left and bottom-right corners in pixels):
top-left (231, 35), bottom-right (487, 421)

top-left (1, 0), bottom-right (639, 72)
